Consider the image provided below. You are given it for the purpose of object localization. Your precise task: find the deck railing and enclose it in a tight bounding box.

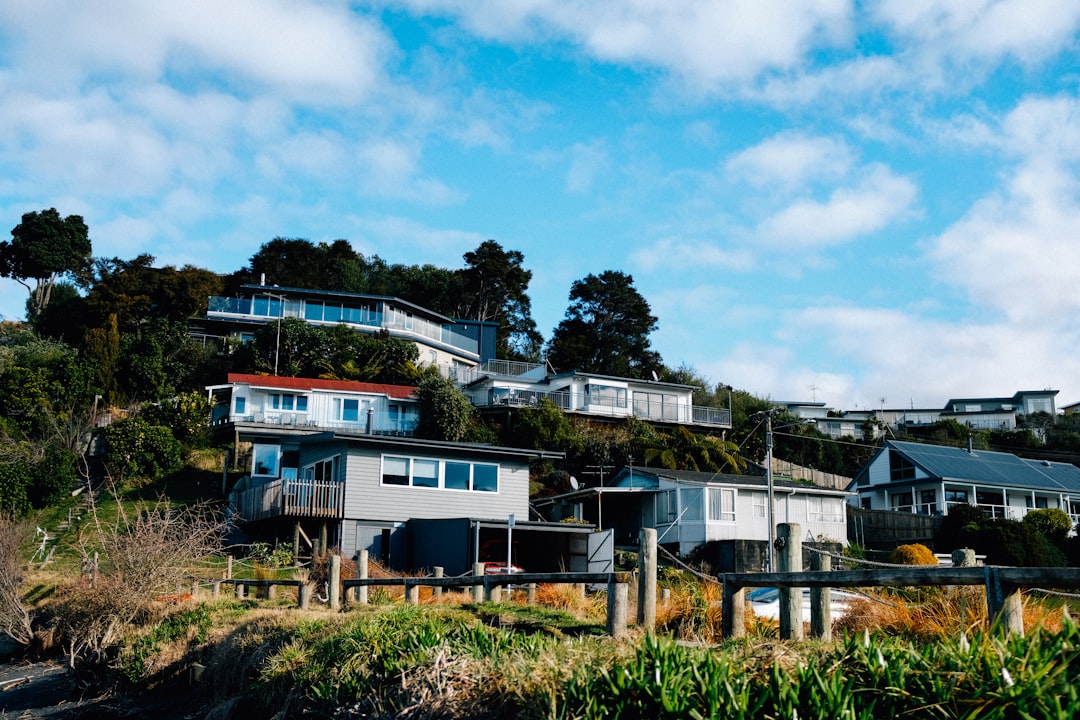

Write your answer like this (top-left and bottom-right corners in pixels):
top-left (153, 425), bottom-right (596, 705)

top-left (232, 477), bottom-right (344, 522)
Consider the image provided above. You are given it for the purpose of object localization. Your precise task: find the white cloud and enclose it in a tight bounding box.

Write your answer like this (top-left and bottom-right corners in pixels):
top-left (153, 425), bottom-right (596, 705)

top-left (565, 141), bottom-right (608, 193)
top-left (756, 165), bottom-right (918, 248)
top-left (872, 0), bottom-right (1080, 66)
top-left (390, 0), bottom-right (853, 87)
top-left (355, 139), bottom-right (463, 204)
top-left (726, 132), bottom-right (855, 187)
top-left (631, 238), bottom-right (755, 272)
top-left (0, 0), bottom-right (389, 105)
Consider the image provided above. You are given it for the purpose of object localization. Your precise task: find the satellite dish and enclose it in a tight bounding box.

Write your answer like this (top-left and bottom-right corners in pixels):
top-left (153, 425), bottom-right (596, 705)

top-left (569, 475), bottom-right (579, 490)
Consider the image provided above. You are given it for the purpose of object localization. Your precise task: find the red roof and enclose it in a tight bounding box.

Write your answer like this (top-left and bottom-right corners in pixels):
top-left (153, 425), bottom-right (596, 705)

top-left (227, 373), bottom-right (416, 400)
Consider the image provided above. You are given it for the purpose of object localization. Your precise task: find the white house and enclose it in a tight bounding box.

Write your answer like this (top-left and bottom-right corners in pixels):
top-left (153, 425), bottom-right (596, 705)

top-left (207, 373), bottom-right (420, 442)
top-left (534, 467), bottom-right (851, 561)
top-left (193, 283), bottom-right (498, 375)
top-left (458, 363), bottom-right (731, 431)
top-left (849, 439), bottom-right (1080, 528)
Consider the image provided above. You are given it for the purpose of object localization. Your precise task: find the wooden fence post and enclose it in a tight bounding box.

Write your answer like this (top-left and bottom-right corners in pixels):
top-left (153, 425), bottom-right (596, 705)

top-left (357, 550), bottom-right (369, 605)
top-left (298, 583), bottom-right (311, 610)
top-left (527, 583), bottom-right (537, 606)
top-left (985, 566), bottom-right (1024, 637)
top-left (810, 552), bottom-right (831, 641)
top-left (777, 523), bottom-right (803, 641)
top-left (226, 555), bottom-right (233, 581)
top-left (329, 554), bottom-right (341, 611)
top-left (406, 581), bottom-right (419, 606)
top-left (721, 574), bottom-right (746, 639)
top-left (473, 562), bottom-right (486, 603)
top-left (211, 580), bottom-right (221, 598)
top-left (606, 579), bottom-right (628, 638)
top-left (433, 567), bottom-right (444, 600)
top-left (637, 528), bottom-right (657, 633)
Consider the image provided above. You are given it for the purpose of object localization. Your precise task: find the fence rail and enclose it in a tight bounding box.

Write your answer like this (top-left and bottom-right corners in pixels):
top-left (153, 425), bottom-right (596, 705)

top-left (721, 523), bottom-right (1080, 641)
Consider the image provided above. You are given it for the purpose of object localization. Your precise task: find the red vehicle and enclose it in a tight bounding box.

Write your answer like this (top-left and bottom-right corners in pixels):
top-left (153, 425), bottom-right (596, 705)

top-left (482, 561), bottom-right (524, 575)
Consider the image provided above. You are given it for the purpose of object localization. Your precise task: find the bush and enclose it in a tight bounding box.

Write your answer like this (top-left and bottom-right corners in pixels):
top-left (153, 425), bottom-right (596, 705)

top-left (934, 504), bottom-right (987, 552)
top-left (978, 519), bottom-right (1064, 567)
top-left (100, 417), bottom-right (183, 486)
top-left (1022, 508), bottom-right (1074, 544)
top-left (889, 543), bottom-right (938, 565)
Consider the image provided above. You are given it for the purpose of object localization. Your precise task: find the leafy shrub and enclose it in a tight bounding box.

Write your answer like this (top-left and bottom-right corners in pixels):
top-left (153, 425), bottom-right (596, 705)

top-left (889, 543), bottom-right (938, 565)
top-left (1022, 508), bottom-right (1074, 543)
top-left (100, 416), bottom-right (183, 486)
top-left (935, 503), bottom-right (987, 552)
top-left (978, 519), bottom-right (1065, 567)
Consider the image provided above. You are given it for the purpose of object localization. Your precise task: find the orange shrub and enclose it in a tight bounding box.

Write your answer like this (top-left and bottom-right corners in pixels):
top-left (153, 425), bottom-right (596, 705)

top-left (889, 543), bottom-right (938, 565)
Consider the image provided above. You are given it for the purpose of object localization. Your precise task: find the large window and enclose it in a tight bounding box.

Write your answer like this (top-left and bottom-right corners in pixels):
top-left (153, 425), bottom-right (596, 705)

top-left (381, 455), bottom-right (499, 493)
top-left (586, 384), bottom-right (627, 409)
top-left (889, 450), bottom-right (916, 481)
top-left (808, 496), bottom-right (844, 522)
top-left (253, 444), bottom-right (280, 477)
top-left (708, 488), bottom-right (736, 522)
top-left (655, 491), bottom-right (677, 524)
top-left (271, 393), bottom-right (308, 412)
top-left (334, 398), bottom-right (363, 422)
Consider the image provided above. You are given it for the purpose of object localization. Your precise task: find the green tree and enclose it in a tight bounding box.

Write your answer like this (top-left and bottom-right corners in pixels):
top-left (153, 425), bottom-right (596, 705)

top-left (546, 271), bottom-right (662, 378)
top-left (0, 465), bottom-right (31, 516)
top-left (414, 375), bottom-right (475, 442)
top-left (1, 208), bottom-right (92, 322)
top-left (139, 391), bottom-right (212, 447)
top-left (458, 240), bottom-right (542, 361)
top-left (100, 417), bottom-right (183, 487)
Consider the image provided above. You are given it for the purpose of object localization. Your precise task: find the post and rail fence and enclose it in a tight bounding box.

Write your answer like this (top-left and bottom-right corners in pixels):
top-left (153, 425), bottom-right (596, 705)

top-left (721, 522), bottom-right (1080, 641)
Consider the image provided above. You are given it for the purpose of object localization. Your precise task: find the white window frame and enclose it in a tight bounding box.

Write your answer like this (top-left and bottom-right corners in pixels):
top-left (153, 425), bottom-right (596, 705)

top-left (379, 455), bottom-right (499, 493)
top-left (708, 488), bottom-right (736, 522)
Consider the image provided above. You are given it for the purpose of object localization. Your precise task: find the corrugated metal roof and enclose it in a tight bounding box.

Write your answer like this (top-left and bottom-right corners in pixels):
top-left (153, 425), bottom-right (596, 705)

top-left (889, 440), bottom-right (1080, 492)
top-left (227, 373), bottom-right (416, 400)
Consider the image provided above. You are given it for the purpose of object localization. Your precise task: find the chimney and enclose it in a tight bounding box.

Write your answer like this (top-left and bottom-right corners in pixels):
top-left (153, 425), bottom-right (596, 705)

top-left (259, 273), bottom-right (266, 286)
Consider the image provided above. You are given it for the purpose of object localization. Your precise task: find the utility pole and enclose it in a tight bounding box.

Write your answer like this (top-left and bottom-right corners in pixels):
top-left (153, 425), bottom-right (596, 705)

top-left (583, 462), bottom-right (614, 530)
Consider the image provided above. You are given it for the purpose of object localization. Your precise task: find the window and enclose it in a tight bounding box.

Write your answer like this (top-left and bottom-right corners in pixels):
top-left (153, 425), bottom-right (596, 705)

top-left (891, 493), bottom-right (912, 511)
top-left (271, 393), bottom-right (308, 412)
top-left (473, 464), bottom-right (498, 492)
top-left (889, 450), bottom-right (915, 481)
top-left (235, 396), bottom-right (246, 415)
top-left (681, 488), bottom-right (703, 522)
top-left (336, 398), bottom-right (360, 422)
top-left (919, 490), bottom-right (938, 515)
top-left (945, 489), bottom-right (968, 505)
top-left (655, 491), bottom-right (677, 524)
top-left (380, 455), bottom-right (499, 492)
top-left (586, 383), bottom-right (627, 409)
top-left (382, 457), bottom-right (409, 485)
top-left (413, 459), bottom-right (439, 488)
top-left (253, 444), bottom-right (279, 477)
top-left (445, 462), bottom-right (470, 490)
top-left (310, 456), bottom-right (336, 484)
top-left (753, 492), bottom-right (766, 518)
top-left (708, 488), bottom-right (735, 522)
top-left (809, 496), bottom-right (844, 522)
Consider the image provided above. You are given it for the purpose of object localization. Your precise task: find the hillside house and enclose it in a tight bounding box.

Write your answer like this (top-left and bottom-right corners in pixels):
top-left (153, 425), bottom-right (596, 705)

top-left (848, 439), bottom-right (1080, 529)
top-left (534, 467), bottom-right (851, 564)
top-left (192, 283), bottom-right (498, 375)
top-left (456, 362), bottom-right (731, 432)
top-left (207, 373), bottom-right (420, 440)
top-left (227, 429), bottom-right (582, 571)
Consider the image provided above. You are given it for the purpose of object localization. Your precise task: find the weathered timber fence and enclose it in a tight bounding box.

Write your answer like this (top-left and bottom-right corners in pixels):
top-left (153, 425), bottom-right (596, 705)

top-left (722, 522), bottom-right (1080, 641)
top-left (342, 571), bottom-right (635, 637)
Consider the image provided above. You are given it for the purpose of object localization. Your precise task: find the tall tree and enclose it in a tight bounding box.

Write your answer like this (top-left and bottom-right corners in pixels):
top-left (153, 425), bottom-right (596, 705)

top-left (546, 270), bottom-right (662, 378)
top-left (1, 209), bottom-right (92, 322)
top-left (458, 240), bottom-right (542, 361)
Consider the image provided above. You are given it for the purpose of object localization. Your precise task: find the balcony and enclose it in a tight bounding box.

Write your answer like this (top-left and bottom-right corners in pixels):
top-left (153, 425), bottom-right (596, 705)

top-left (206, 295), bottom-right (478, 355)
top-left (216, 410), bottom-right (417, 436)
top-left (475, 388), bottom-right (731, 428)
top-left (231, 476), bottom-right (344, 522)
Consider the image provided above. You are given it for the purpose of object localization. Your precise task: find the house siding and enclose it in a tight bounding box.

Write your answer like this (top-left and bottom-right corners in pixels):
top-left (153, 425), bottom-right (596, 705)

top-left (340, 446), bottom-right (529, 522)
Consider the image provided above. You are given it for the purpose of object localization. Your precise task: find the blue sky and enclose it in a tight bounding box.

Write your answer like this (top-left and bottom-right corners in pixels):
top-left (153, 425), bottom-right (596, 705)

top-left (2, 1), bottom-right (1080, 411)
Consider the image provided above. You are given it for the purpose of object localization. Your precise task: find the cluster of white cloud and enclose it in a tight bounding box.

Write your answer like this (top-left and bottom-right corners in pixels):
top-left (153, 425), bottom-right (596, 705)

top-left (2, 0), bottom-right (1079, 413)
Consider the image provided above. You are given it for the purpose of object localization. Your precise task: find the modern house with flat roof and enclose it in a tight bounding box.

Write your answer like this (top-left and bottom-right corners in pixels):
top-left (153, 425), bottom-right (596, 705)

top-left (456, 361), bottom-right (732, 432)
top-left (192, 283), bottom-right (498, 375)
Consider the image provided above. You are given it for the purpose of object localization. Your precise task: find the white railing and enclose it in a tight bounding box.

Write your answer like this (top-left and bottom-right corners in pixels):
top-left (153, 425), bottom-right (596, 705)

top-left (475, 388), bottom-right (730, 427)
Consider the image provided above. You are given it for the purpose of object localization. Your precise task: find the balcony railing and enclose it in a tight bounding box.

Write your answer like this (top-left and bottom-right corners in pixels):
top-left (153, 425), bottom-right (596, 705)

top-left (217, 410), bottom-right (417, 436)
top-left (232, 477), bottom-right (345, 522)
top-left (476, 388), bottom-right (731, 427)
top-left (206, 295), bottom-right (478, 355)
